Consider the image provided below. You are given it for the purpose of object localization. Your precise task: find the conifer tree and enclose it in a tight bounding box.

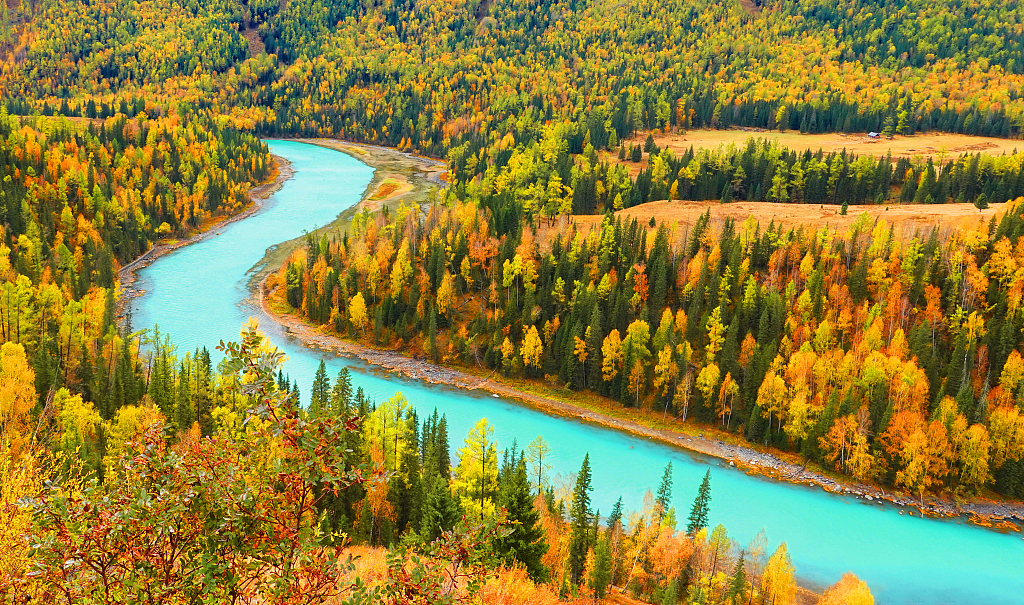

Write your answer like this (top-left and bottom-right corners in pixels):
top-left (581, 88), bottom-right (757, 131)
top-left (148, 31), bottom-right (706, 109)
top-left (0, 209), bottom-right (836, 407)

top-left (567, 453), bottom-right (594, 583)
top-left (655, 461), bottom-right (673, 513)
top-left (606, 495), bottom-right (623, 538)
top-left (686, 470), bottom-right (712, 536)
top-left (419, 476), bottom-right (462, 542)
top-left (330, 367), bottom-right (353, 414)
top-left (589, 535), bottom-right (613, 599)
top-left (726, 552), bottom-right (747, 604)
top-left (495, 454), bottom-right (549, 580)
top-left (309, 360), bottom-right (330, 415)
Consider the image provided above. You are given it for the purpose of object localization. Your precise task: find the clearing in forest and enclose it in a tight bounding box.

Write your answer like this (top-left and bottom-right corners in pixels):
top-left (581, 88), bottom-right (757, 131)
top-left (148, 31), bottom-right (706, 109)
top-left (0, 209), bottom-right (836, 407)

top-left (607, 129), bottom-right (1023, 177)
top-left (565, 200), bottom-right (1007, 240)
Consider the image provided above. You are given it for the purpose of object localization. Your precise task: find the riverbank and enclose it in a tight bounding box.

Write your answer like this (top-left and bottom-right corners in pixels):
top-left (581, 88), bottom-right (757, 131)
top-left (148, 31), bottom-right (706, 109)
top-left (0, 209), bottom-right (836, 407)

top-left (257, 281), bottom-right (1024, 529)
top-left (116, 155), bottom-right (293, 319)
top-left (245, 139), bottom-right (447, 289)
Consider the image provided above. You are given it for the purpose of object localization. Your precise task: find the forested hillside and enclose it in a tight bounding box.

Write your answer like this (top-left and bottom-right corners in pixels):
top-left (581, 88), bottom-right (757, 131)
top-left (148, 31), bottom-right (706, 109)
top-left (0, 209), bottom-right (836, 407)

top-left (4, 322), bottom-right (875, 604)
top-left (272, 197), bottom-right (1024, 500)
top-left (2, 0), bottom-right (1023, 223)
top-left (7, 0), bottom-right (1024, 140)
top-left (0, 0), bottom-right (1022, 603)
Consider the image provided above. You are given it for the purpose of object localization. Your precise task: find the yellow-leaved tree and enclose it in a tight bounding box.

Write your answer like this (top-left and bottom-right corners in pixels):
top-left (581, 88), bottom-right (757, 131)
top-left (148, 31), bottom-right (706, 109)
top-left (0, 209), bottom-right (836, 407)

top-left (762, 542), bottom-right (795, 605)
top-left (521, 325), bottom-right (544, 372)
top-left (0, 342), bottom-right (36, 456)
top-left (820, 573), bottom-right (874, 605)
top-left (451, 418), bottom-right (498, 520)
top-left (349, 292), bottom-right (368, 337)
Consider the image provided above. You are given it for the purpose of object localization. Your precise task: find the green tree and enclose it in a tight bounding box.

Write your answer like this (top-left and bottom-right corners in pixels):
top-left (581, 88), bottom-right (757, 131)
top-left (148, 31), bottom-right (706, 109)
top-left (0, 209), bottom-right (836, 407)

top-left (686, 470), bottom-right (712, 536)
top-left (726, 552), bottom-right (747, 604)
top-left (589, 536), bottom-right (613, 600)
top-left (567, 453), bottom-right (594, 583)
top-left (330, 367), bottom-right (353, 415)
top-left (419, 476), bottom-right (463, 542)
top-left (495, 454), bottom-right (549, 581)
top-left (655, 461), bottom-right (674, 514)
top-left (309, 359), bottom-right (330, 416)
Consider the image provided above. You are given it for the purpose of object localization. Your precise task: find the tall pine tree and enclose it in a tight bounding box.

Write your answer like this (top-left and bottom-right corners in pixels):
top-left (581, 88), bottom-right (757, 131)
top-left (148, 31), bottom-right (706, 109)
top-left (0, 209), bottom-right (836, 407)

top-left (567, 453), bottom-right (594, 583)
top-left (686, 470), bottom-right (712, 536)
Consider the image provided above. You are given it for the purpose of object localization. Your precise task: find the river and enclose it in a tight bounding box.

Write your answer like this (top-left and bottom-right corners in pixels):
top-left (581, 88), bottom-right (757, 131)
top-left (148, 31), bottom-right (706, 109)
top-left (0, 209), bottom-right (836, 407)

top-left (130, 140), bottom-right (1024, 604)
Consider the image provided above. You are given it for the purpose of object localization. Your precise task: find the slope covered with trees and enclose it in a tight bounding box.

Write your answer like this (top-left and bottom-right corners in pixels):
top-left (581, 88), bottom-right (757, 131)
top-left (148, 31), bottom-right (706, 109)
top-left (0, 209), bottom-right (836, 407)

top-left (0, 108), bottom-right (270, 451)
top-left (272, 194), bottom-right (1024, 501)
top-left (2, 323), bottom-right (870, 604)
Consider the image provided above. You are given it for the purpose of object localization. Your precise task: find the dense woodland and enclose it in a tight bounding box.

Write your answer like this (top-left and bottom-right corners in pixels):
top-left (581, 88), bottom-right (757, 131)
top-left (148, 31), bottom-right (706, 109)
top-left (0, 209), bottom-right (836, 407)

top-left (0, 0), bottom-right (1022, 602)
top-left (4, 322), bottom-right (880, 604)
top-left (273, 197), bottom-right (1024, 500)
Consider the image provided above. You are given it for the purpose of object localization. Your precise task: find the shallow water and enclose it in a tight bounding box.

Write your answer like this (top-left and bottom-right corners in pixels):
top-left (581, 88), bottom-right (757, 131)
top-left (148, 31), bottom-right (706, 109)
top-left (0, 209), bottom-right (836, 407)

top-left (131, 140), bottom-right (1024, 604)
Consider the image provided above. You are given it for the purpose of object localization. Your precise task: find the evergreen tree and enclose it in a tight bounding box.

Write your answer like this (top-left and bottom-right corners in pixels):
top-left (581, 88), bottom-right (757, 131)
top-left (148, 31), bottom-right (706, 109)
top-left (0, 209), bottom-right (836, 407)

top-left (726, 552), bottom-right (747, 604)
top-left (495, 455), bottom-right (549, 581)
top-left (330, 367), bottom-right (354, 414)
top-left (195, 348), bottom-right (214, 437)
top-left (686, 470), bottom-right (712, 536)
top-left (589, 535), bottom-right (613, 599)
top-left (567, 453), bottom-right (594, 583)
top-left (419, 477), bottom-right (463, 542)
top-left (309, 359), bottom-right (330, 415)
top-left (655, 461), bottom-right (674, 513)
top-left (662, 579), bottom-right (678, 605)
top-left (606, 495), bottom-right (623, 538)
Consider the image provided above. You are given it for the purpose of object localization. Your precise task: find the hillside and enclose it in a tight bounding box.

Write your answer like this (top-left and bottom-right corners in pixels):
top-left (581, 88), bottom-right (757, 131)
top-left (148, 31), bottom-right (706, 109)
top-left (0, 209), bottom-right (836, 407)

top-left (2, 0), bottom-right (1024, 604)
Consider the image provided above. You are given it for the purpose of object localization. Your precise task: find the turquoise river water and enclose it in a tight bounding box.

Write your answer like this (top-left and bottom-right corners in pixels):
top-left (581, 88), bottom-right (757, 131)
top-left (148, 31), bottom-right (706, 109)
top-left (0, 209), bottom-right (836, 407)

top-left (130, 140), bottom-right (1024, 604)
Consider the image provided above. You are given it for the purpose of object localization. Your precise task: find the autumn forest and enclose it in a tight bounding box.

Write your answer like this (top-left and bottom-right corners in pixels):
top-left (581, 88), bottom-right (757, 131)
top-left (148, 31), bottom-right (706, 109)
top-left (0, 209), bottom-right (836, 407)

top-left (2, 0), bottom-right (1024, 603)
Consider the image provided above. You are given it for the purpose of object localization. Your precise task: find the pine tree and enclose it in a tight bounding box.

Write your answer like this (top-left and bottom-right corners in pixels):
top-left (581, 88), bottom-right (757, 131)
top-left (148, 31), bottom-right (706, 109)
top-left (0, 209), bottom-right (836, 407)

top-left (589, 536), bottom-right (613, 599)
top-left (330, 367), bottom-right (353, 414)
top-left (606, 495), bottom-right (623, 538)
top-left (726, 552), bottom-right (747, 604)
top-left (655, 461), bottom-right (673, 513)
top-left (567, 453), bottom-right (594, 583)
top-left (309, 359), bottom-right (330, 415)
top-left (662, 579), bottom-right (679, 604)
top-left (495, 455), bottom-right (549, 581)
top-left (196, 348), bottom-right (213, 437)
top-left (419, 476), bottom-right (463, 542)
top-left (686, 470), bottom-right (712, 536)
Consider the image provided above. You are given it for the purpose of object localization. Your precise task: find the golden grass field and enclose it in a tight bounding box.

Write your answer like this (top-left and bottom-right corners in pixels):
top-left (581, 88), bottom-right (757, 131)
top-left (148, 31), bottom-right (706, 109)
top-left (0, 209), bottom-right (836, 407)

top-left (605, 129), bottom-right (1023, 177)
top-left (558, 200), bottom-right (1008, 244)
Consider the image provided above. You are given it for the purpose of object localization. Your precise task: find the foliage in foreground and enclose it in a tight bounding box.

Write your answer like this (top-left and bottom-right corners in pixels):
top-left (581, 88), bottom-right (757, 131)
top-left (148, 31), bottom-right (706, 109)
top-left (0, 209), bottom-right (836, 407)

top-left (0, 324), bottom-right (874, 605)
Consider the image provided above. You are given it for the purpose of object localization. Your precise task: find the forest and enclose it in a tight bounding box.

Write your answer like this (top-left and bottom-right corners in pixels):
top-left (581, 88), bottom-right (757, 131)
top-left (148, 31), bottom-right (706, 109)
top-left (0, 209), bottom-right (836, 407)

top-left (1, 0), bottom-right (1023, 602)
top-left (2, 322), bottom-right (876, 604)
top-left (271, 196), bottom-right (1024, 501)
